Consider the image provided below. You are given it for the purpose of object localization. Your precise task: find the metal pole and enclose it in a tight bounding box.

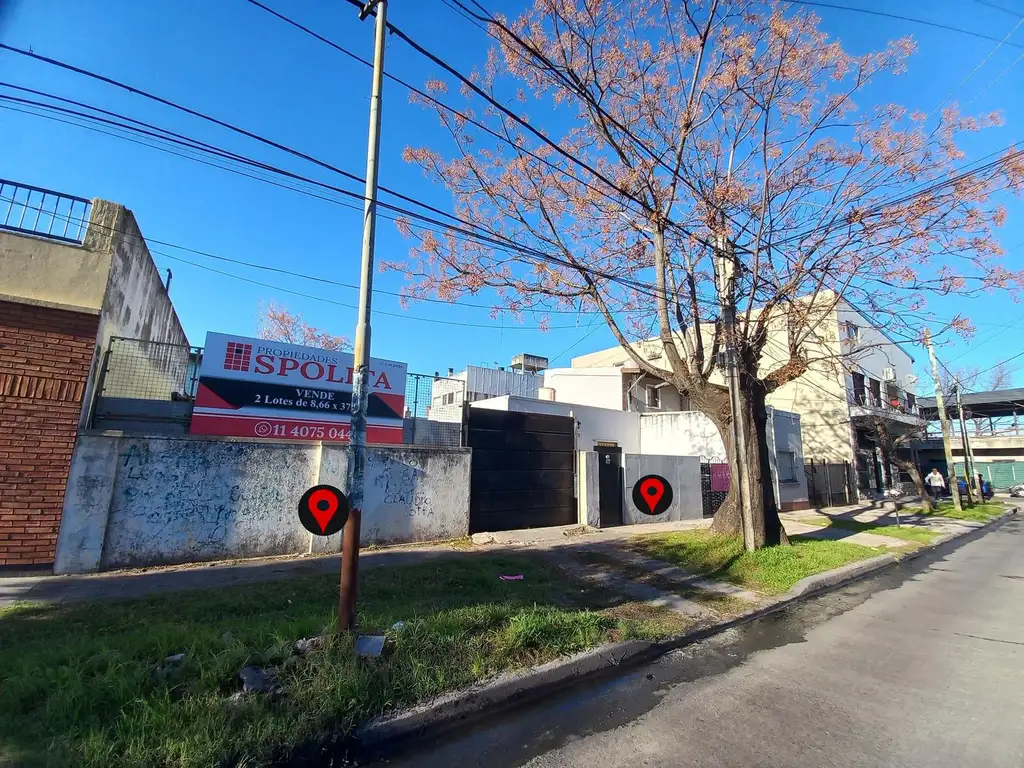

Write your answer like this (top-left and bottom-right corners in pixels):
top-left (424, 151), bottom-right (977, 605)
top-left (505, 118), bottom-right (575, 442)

top-left (924, 330), bottom-right (962, 511)
top-left (954, 380), bottom-right (976, 505)
top-left (716, 233), bottom-right (754, 550)
top-left (340, 0), bottom-right (387, 634)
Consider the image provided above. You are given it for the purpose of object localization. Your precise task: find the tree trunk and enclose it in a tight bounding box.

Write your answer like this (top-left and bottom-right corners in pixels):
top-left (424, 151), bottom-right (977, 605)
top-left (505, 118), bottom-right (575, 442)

top-left (890, 455), bottom-right (932, 512)
top-left (706, 375), bottom-right (788, 547)
top-left (742, 379), bottom-right (789, 547)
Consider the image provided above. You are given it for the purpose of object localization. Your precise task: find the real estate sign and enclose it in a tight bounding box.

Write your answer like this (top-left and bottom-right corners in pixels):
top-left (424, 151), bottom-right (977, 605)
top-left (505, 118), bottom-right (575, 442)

top-left (190, 332), bottom-right (407, 444)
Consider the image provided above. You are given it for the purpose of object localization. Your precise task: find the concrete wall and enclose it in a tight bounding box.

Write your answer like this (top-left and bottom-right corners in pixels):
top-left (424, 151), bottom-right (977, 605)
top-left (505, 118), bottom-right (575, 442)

top-left (836, 302), bottom-right (917, 393)
top-left (639, 411), bottom-right (726, 458)
top-left (623, 453), bottom-right (702, 524)
top-left (54, 432), bottom-right (471, 573)
top-left (86, 201), bottom-right (190, 414)
top-left (577, 451), bottom-right (600, 527)
top-left (0, 232), bottom-right (110, 312)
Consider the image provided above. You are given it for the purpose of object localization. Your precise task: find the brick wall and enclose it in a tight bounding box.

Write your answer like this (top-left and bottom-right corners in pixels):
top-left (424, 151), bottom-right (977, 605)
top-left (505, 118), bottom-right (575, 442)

top-left (0, 300), bottom-right (99, 568)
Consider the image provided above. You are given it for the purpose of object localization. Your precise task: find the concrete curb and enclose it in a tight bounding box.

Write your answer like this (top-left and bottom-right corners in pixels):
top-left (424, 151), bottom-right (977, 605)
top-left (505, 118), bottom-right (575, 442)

top-left (357, 640), bottom-right (657, 747)
top-left (787, 554), bottom-right (896, 597)
top-left (355, 507), bottom-right (1018, 752)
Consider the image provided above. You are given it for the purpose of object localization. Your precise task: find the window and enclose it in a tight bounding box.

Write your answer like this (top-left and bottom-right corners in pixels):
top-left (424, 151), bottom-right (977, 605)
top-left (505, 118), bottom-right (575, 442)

top-left (646, 385), bottom-right (661, 408)
top-left (845, 322), bottom-right (860, 343)
top-left (777, 451), bottom-right (798, 483)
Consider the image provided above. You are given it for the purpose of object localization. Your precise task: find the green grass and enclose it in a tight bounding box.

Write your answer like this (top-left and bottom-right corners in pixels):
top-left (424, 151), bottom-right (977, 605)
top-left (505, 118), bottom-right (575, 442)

top-left (0, 554), bottom-right (679, 768)
top-left (802, 516), bottom-right (942, 545)
top-left (628, 530), bottom-right (887, 595)
top-left (908, 500), bottom-right (1007, 523)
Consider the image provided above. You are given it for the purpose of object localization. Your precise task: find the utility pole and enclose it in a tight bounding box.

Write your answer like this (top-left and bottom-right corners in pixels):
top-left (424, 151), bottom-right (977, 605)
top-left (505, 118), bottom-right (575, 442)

top-left (340, 0), bottom-right (387, 633)
top-left (716, 232), bottom-right (754, 551)
top-left (924, 330), bottom-right (963, 512)
top-left (954, 379), bottom-right (977, 505)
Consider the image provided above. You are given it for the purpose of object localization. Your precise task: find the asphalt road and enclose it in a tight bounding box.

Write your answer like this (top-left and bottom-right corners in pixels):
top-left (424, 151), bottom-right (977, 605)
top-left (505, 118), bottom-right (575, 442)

top-left (364, 516), bottom-right (1024, 768)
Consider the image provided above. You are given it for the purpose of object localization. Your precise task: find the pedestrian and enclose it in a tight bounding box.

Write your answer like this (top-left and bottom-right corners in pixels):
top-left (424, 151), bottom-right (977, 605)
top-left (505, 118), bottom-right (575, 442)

top-left (925, 468), bottom-right (945, 501)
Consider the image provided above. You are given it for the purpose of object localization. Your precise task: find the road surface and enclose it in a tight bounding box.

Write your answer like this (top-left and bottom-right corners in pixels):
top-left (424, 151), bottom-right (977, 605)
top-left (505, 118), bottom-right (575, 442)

top-left (364, 516), bottom-right (1024, 768)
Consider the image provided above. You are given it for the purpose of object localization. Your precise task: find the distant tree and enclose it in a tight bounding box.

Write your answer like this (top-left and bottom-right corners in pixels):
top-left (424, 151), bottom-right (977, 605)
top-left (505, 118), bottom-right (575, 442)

top-left (256, 301), bottom-right (351, 350)
top-left (862, 416), bottom-right (931, 510)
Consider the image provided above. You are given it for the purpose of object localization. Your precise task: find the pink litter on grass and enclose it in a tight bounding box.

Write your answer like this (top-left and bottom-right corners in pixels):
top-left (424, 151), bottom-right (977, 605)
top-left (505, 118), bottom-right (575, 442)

top-left (499, 574), bottom-right (524, 581)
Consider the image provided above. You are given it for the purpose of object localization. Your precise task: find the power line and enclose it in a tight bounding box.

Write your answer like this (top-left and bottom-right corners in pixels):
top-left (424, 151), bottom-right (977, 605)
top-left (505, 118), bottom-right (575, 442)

top-left (154, 250), bottom-right (587, 330)
top-left (335, 0), bottom-right (734, 256)
top-left (441, 0), bottom-right (764, 253)
top-left (0, 45), bottom-right (674, 305)
top-left (770, 142), bottom-right (1024, 249)
top-left (241, 0), bottom-right (667, 235)
top-left (0, 189), bottom-right (643, 325)
top-left (787, 0), bottom-right (1024, 49)
top-left (0, 79), bottom-right (683, 307)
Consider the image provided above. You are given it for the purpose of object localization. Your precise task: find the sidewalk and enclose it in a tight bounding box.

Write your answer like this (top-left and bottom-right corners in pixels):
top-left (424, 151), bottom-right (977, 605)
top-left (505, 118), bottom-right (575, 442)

top-left (0, 505), bottom-right (984, 609)
top-left (0, 519), bottom-right (712, 607)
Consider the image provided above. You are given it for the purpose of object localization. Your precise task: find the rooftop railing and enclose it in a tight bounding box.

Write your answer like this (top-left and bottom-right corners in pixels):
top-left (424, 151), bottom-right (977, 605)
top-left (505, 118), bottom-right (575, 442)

top-left (0, 179), bottom-right (91, 244)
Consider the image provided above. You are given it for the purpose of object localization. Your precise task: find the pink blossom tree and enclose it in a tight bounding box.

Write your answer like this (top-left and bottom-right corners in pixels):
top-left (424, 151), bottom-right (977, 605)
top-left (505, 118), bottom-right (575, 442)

top-left (393, 0), bottom-right (1023, 547)
top-left (256, 301), bottom-right (351, 351)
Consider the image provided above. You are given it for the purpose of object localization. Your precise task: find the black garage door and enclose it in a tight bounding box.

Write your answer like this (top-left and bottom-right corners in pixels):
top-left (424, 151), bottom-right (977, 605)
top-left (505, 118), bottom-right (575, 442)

top-left (467, 407), bottom-right (576, 533)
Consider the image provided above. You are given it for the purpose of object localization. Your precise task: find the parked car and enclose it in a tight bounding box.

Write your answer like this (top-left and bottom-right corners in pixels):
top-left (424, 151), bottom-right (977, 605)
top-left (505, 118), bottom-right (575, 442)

top-left (1010, 483), bottom-right (1024, 498)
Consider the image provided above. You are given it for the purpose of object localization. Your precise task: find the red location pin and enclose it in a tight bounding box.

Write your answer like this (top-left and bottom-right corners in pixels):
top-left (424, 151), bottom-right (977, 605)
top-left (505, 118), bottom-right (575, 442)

top-left (640, 478), bottom-right (665, 513)
top-left (298, 484), bottom-right (350, 536)
top-left (632, 475), bottom-right (673, 516)
top-left (308, 488), bottom-right (339, 533)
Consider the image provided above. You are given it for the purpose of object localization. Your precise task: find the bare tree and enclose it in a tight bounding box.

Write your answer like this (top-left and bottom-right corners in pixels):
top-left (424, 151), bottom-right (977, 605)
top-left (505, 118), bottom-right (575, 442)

top-left (862, 417), bottom-right (931, 511)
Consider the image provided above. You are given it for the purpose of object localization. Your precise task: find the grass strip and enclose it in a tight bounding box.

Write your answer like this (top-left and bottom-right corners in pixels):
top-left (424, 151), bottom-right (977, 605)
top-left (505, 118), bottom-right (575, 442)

top-left (627, 530), bottom-right (886, 595)
top-left (0, 553), bottom-right (677, 768)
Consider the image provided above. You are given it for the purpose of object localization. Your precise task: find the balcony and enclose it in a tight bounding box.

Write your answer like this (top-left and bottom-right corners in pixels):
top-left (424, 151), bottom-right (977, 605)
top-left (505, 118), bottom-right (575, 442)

top-left (848, 385), bottom-right (925, 426)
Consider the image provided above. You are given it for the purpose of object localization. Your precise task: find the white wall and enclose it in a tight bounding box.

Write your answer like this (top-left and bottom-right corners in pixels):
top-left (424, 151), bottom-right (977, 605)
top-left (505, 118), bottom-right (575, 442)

top-left (543, 367), bottom-right (624, 410)
top-left (639, 411), bottom-right (727, 459)
top-left (837, 301), bottom-right (917, 393)
top-left (622, 454), bottom-right (703, 523)
top-left (55, 433), bottom-right (471, 573)
top-left (474, 395), bottom-right (642, 453)
top-left (769, 407), bottom-right (810, 510)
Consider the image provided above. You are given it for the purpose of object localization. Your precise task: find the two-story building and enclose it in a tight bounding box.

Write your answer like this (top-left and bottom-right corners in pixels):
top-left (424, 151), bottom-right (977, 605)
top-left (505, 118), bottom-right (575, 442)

top-left (0, 180), bottom-right (188, 570)
top-left (561, 294), bottom-right (924, 498)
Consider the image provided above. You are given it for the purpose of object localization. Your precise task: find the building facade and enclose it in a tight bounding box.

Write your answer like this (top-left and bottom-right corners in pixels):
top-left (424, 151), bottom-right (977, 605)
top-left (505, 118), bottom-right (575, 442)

top-left (567, 296), bottom-right (923, 498)
top-left (0, 181), bottom-right (187, 569)
top-left (430, 363), bottom-right (545, 422)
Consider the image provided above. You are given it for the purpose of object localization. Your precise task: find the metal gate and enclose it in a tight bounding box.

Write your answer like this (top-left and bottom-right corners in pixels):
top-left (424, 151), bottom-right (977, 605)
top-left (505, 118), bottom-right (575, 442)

top-left (467, 407), bottom-right (576, 533)
top-left (699, 457), bottom-right (729, 518)
top-left (804, 459), bottom-right (854, 508)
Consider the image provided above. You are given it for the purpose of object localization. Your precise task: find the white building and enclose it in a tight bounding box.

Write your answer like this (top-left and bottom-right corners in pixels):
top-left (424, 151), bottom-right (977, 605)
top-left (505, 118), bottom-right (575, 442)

top-left (429, 358), bottom-right (546, 423)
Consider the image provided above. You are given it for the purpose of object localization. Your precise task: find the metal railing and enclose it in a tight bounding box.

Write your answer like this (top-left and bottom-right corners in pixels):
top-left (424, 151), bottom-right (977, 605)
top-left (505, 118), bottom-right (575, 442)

top-left (849, 388), bottom-right (920, 416)
top-left (403, 371), bottom-right (465, 447)
top-left (96, 337), bottom-right (202, 402)
top-left (0, 179), bottom-right (92, 244)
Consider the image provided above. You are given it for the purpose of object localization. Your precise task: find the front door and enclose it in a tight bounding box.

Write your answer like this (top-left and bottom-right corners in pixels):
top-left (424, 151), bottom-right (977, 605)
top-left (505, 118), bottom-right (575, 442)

top-left (597, 445), bottom-right (623, 527)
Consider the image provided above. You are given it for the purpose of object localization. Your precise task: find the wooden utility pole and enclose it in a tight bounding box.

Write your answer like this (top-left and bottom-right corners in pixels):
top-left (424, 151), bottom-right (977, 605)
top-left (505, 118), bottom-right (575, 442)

top-left (340, 0), bottom-right (387, 633)
top-left (954, 380), bottom-right (975, 506)
top-left (924, 330), bottom-right (963, 512)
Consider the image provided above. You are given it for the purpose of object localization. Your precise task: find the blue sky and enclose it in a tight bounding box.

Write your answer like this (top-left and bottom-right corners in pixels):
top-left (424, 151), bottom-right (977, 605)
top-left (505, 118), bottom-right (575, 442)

top-left (1, 0), bottom-right (1021, 390)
